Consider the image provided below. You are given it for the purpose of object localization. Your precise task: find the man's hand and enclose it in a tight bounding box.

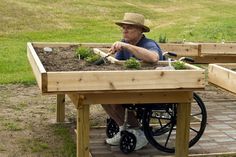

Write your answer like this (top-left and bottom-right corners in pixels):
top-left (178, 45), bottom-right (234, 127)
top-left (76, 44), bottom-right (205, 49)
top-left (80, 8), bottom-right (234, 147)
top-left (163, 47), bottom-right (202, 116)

top-left (109, 41), bottom-right (128, 53)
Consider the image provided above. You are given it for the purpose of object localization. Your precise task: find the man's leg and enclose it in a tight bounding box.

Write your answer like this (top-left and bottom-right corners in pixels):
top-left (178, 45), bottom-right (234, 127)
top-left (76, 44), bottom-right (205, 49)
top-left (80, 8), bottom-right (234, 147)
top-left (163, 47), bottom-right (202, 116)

top-left (102, 104), bottom-right (148, 149)
top-left (101, 104), bottom-right (139, 127)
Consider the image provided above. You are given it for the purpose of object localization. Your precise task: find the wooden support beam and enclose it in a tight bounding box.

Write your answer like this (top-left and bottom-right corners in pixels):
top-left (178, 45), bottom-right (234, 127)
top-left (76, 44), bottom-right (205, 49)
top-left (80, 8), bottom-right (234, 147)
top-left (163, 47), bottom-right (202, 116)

top-left (77, 102), bottom-right (90, 157)
top-left (68, 94), bottom-right (90, 157)
top-left (81, 91), bottom-right (193, 104)
top-left (56, 94), bottom-right (65, 122)
top-left (176, 102), bottom-right (191, 157)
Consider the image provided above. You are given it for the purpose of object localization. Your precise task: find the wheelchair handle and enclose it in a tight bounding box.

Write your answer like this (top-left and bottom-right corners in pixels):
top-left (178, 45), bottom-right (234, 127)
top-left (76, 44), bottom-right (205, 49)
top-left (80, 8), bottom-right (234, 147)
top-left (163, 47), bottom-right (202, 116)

top-left (179, 57), bottom-right (194, 63)
top-left (163, 51), bottom-right (177, 57)
top-left (166, 52), bottom-right (177, 57)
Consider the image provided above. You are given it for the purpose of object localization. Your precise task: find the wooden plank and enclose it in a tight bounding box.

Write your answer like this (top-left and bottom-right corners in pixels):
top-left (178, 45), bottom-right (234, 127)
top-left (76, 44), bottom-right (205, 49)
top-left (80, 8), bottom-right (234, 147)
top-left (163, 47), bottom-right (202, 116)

top-left (67, 94), bottom-right (90, 157)
top-left (32, 42), bottom-right (112, 48)
top-left (68, 94), bottom-right (90, 157)
top-left (175, 102), bottom-right (191, 157)
top-left (77, 104), bottom-right (90, 157)
top-left (214, 63), bottom-right (236, 69)
top-left (67, 92), bottom-right (84, 108)
top-left (56, 94), bottom-right (65, 122)
top-left (189, 55), bottom-right (236, 64)
top-left (183, 62), bottom-right (203, 70)
top-left (208, 64), bottom-right (236, 94)
top-left (81, 91), bottom-right (193, 104)
top-left (189, 152), bottom-right (236, 157)
top-left (27, 42), bottom-right (46, 91)
top-left (201, 43), bottom-right (236, 55)
top-left (159, 43), bottom-right (199, 57)
top-left (46, 70), bottom-right (205, 92)
top-left (93, 48), bottom-right (119, 64)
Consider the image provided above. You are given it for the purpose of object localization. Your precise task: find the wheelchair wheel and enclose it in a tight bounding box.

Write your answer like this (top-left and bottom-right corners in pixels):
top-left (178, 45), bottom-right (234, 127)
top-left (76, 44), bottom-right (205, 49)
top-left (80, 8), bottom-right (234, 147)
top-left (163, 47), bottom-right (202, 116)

top-left (120, 130), bottom-right (136, 154)
top-left (106, 118), bottom-right (119, 138)
top-left (142, 92), bottom-right (207, 153)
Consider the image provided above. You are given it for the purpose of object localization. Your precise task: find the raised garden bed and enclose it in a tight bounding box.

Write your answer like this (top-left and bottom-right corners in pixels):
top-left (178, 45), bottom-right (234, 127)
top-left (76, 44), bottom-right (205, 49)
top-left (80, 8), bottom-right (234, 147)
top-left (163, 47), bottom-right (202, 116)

top-left (160, 42), bottom-right (236, 63)
top-left (27, 42), bottom-right (205, 94)
top-left (208, 63), bottom-right (236, 94)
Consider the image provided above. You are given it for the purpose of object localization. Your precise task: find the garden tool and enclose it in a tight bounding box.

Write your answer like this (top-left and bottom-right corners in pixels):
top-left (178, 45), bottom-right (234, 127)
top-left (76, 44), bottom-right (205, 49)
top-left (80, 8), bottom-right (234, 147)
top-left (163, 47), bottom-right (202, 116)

top-left (94, 52), bottom-right (113, 65)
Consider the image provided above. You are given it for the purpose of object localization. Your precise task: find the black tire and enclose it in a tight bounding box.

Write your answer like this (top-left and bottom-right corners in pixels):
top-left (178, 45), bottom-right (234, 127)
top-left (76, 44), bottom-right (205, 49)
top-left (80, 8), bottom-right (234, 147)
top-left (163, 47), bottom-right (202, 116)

top-left (106, 118), bottom-right (119, 138)
top-left (142, 92), bottom-right (207, 153)
top-left (120, 131), bottom-right (137, 154)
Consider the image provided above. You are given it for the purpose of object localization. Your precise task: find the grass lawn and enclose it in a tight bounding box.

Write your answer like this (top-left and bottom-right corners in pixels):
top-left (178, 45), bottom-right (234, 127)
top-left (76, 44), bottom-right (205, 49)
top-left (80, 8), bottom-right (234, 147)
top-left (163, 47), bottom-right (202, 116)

top-left (0, 0), bottom-right (236, 84)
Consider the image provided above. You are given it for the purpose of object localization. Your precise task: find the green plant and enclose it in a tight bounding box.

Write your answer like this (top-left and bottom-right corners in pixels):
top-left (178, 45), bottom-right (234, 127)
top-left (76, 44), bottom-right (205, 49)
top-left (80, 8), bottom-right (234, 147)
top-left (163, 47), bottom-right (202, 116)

top-left (75, 47), bottom-right (93, 59)
top-left (75, 47), bottom-right (101, 64)
top-left (3, 122), bottom-right (22, 131)
top-left (159, 34), bottom-right (168, 43)
top-left (85, 54), bottom-right (100, 63)
top-left (53, 124), bottom-right (76, 157)
top-left (171, 61), bottom-right (187, 70)
top-left (124, 58), bottom-right (141, 69)
top-left (19, 138), bottom-right (49, 153)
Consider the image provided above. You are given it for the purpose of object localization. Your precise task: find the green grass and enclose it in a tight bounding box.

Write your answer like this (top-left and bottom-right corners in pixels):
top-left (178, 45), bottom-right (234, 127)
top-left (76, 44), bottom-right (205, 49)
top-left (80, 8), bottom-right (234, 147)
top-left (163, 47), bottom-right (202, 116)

top-left (0, 144), bottom-right (6, 152)
top-left (53, 124), bottom-right (76, 157)
top-left (0, 0), bottom-right (236, 84)
top-left (29, 140), bottom-right (49, 153)
top-left (19, 138), bottom-right (49, 153)
top-left (3, 121), bottom-right (23, 131)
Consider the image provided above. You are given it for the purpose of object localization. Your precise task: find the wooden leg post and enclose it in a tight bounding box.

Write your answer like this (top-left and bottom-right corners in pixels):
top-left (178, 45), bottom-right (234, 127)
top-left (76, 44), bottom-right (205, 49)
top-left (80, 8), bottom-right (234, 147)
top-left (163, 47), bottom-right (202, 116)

top-left (56, 94), bottom-right (65, 122)
top-left (175, 102), bottom-right (191, 157)
top-left (67, 94), bottom-right (91, 157)
top-left (76, 97), bottom-right (90, 157)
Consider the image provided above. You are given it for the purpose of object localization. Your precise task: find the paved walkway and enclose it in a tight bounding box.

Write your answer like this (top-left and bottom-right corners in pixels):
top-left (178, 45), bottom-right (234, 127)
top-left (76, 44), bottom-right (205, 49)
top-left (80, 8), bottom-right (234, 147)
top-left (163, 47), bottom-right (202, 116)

top-left (89, 85), bottom-right (236, 157)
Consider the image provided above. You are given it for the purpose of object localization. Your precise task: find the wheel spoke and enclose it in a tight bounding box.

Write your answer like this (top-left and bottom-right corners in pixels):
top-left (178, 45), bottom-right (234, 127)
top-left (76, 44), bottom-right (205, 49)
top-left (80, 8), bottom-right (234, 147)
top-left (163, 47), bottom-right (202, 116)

top-left (153, 121), bottom-right (172, 135)
top-left (190, 127), bottom-right (199, 133)
top-left (191, 112), bottom-right (202, 117)
top-left (165, 124), bottom-right (174, 147)
top-left (158, 118), bottom-right (163, 127)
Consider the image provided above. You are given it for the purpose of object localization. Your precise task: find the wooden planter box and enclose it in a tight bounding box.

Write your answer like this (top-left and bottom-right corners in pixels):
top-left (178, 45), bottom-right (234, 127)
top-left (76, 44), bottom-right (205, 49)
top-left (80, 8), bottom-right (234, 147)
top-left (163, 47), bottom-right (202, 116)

top-left (208, 63), bottom-right (236, 94)
top-left (160, 42), bottom-right (236, 63)
top-left (27, 42), bottom-right (206, 157)
top-left (27, 42), bottom-right (205, 94)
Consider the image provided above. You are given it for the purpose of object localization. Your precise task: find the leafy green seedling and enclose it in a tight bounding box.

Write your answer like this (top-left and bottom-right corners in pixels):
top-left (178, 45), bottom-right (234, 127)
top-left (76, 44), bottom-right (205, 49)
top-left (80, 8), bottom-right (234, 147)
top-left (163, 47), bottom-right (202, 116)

top-left (124, 58), bottom-right (141, 69)
top-left (85, 54), bottom-right (100, 63)
top-left (171, 61), bottom-right (187, 70)
top-left (75, 47), bottom-right (93, 59)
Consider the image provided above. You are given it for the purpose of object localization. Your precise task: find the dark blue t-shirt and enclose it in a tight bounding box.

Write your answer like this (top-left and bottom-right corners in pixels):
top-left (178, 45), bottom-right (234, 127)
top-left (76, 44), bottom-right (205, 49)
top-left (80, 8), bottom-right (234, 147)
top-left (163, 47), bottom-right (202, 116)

top-left (115, 35), bottom-right (163, 61)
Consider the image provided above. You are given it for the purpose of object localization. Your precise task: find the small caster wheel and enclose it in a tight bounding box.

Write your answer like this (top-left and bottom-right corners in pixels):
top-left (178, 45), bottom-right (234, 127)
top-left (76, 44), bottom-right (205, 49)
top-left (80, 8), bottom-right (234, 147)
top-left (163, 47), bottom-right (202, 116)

top-left (106, 118), bottom-right (119, 138)
top-left (120, 131), bottom-right (136, 154)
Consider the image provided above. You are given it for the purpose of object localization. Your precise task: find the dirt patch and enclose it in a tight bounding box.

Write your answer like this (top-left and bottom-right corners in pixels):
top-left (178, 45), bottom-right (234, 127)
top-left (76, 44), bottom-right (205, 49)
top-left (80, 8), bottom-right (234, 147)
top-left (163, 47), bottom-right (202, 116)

top-left (35, 46), bottom-right (158, 72)
top-left (0, 84), bottom-right (106, 157)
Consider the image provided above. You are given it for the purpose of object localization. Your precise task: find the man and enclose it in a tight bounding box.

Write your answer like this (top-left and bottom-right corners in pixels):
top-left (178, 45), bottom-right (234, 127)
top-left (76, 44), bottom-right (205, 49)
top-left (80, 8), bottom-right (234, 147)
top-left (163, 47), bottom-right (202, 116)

top-left (102, 12), bottom-right (163, 150)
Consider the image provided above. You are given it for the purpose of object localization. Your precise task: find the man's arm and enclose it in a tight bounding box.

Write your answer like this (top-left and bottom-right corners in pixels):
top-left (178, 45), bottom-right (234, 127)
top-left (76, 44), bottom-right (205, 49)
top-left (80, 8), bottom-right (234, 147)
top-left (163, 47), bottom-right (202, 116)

top-left (109, 41), bottom-right (159, 63)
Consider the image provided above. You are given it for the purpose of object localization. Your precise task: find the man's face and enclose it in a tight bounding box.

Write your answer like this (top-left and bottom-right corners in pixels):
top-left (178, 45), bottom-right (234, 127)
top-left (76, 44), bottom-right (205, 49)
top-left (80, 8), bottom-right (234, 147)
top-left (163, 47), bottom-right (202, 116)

top-left (121, 24), bottom-right (143, 43)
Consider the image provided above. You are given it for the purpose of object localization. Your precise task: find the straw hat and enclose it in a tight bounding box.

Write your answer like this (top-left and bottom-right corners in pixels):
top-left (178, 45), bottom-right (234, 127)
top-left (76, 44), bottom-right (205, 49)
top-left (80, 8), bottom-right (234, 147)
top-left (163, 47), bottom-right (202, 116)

top-left (115, 13), bottom-right (150, 32)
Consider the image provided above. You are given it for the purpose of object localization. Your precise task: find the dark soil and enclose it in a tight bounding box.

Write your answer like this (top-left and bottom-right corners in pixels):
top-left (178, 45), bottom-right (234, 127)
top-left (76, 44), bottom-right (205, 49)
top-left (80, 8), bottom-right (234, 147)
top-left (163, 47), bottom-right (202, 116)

top-left (35, 46), bottom-right (158, 72)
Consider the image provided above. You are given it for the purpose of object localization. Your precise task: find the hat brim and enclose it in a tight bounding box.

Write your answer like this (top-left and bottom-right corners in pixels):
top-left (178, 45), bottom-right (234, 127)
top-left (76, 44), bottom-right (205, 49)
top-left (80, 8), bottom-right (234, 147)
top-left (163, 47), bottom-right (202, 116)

top-left (115, 21), bottom-right (150, 32)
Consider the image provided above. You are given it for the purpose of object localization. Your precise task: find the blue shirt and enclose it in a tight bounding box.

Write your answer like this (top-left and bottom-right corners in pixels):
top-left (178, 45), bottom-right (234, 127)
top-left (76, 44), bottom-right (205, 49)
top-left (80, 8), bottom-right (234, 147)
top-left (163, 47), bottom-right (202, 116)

top-left (115, 35), bottom-right (163, 61)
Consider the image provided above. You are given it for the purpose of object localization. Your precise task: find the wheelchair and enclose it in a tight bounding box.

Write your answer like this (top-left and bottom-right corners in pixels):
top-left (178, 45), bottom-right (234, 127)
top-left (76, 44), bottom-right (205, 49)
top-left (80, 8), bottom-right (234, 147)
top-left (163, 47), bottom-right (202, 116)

top-left (106, 53), bottom-right (207, 154)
